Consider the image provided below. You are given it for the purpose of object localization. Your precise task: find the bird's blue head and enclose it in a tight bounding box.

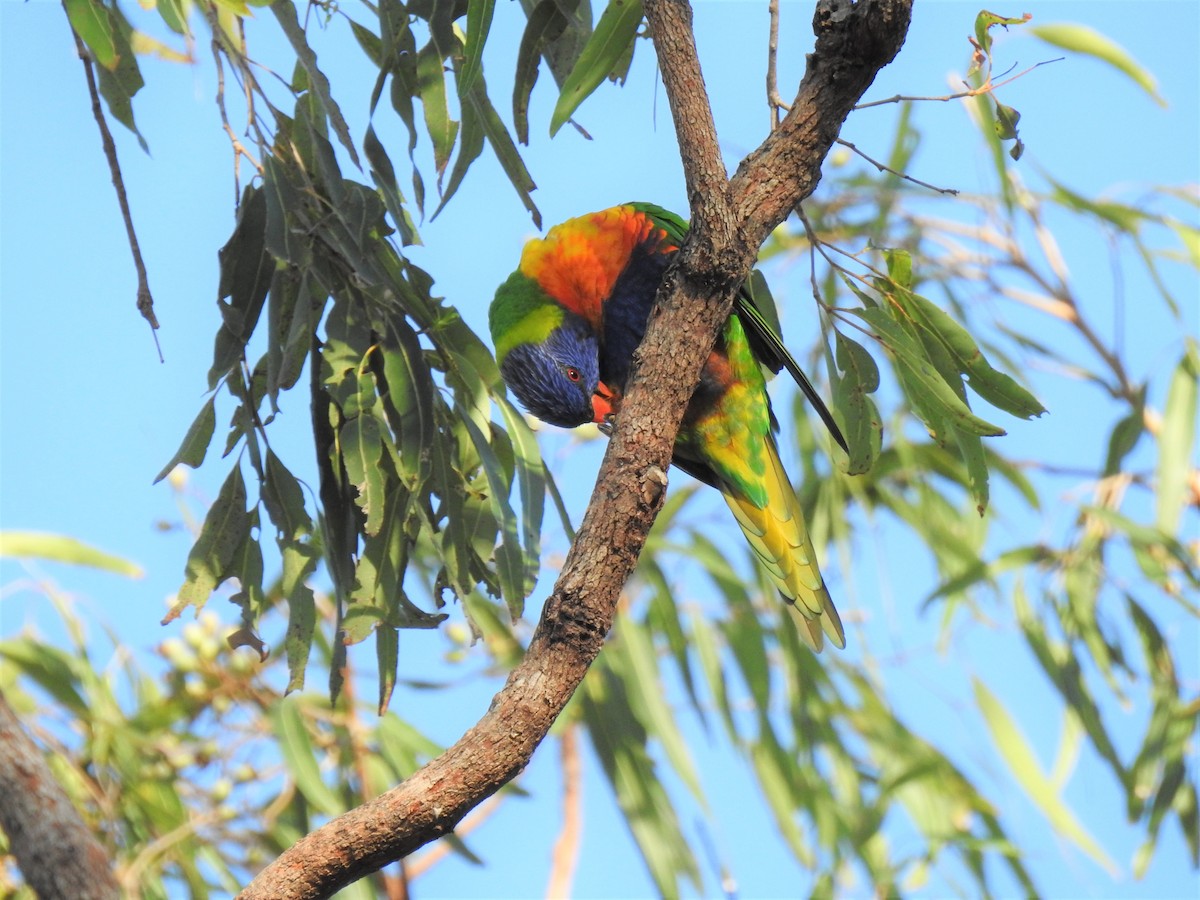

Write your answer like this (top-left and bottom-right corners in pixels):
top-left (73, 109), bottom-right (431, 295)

top-left (498, 316), bottom-right (603, 429)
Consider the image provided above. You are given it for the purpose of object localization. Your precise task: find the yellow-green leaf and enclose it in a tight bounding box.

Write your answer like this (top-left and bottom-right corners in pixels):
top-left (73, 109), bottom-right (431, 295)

top-left (1032, 23), bottom-right (1165, 106)
top-left (0, 531), bottom-right (143, 578)
top-left (973, 678), bottom-right (1118, 875)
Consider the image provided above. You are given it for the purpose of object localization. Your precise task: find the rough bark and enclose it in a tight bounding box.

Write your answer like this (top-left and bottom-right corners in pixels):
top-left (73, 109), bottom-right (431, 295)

top-left (0, 691), bottom-right (121, 900)
top-left (239, 1), bottom-right (911, 896)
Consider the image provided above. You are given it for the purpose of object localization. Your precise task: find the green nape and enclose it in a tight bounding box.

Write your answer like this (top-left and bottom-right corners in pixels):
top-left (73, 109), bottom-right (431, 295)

top-left (489, 271), bottom-right (564, 365)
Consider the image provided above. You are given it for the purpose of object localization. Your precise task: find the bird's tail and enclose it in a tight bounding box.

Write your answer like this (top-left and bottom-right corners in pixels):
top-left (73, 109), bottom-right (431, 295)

top-left (721, 438), bottom-right (845, 651)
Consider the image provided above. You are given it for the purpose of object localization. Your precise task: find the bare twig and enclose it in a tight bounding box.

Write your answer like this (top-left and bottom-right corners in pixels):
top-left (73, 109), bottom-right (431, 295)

top-left (70, 25), bottom-right (162, 362)
top-left (545, 727), bottom-right (583, 899)
top-left (767, 0), bottom-right (787, 129)
top-left (853, 57), bottom-right (1062, 110)
top-left (835, 138), bottom-right (958, 195)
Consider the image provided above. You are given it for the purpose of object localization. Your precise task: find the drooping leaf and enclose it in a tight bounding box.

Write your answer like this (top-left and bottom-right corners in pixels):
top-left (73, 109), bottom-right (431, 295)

top-left (1155, 342), bottom-right (1198, 535)
top-left (164, 466), bottom-right (251, 623)
top-left (550, 0), bottom-right (643, 136)
top-left (211, 186), bottom-right (274, 388)
top-left (899, 290), bottom-right (1047, 419)
top-left (154, 398), bottom-right (218, 483)
top-left (65, 0), bottom-right (117, 68)
top-left (854, 307), bottom-right (1006, 438)
top-left (416, 41), bottom-right (460, 179)
top-left (833, 330), bottom-right (882, 475)
top-left (271, 0), bottom-right (361, 167)
top-left (457, 0), bottom-right (495, 99)
top-left (513, 0), bottom-right (569, 143)
top-left (91, 2), bottom-right (148, 151)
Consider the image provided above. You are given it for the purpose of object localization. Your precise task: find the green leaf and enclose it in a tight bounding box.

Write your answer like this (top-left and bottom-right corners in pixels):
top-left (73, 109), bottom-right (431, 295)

top-left (376, 624), bottom-right (399, 713)
top-left (0, 640), bottom-right (90, 716)
top-left (211, 186), bottom-right (273, 388)
top-left (262, 450), bottom-right (312, 541)
top-left (898, 290), bottom-right (1046, 420)
top-left (973, 678), bottom-right (1118, 875)
top-left (379, 318), bottom-right (437, 493)
top-left (164, 466), bottom-right (250, 623)
top-left (833, 330), bottom-right (881, 475)
top-left (93, 4), bottom-right (148, 152)
top-left (281, 538), bottom-right (319, 693)
top-left (580, 660), bottom-right (701, 896)
top-left (854, 307), bottom-right (1006, 438)
top-left (457, 0), bottom-right (495, 98)
top-left (1032, 23), bottom-right (1166, 106)
top-left (462, 80), bottom-right (541, 227)
top-left (416, 41), bottom-right (459, 178)
top-left (495, 398), bottom-right (546, 593)
top-left (340, 368), bottom-right (388, 537)
top-left (459, 413), bottom-right (526, 616)
top-left (611, 610), bottom-right (705, 806)
top-left (433, 81), bottom-right (486, 219)
top-left (1156, 342), bottom-right (1198, 535)
top-left (270, 0), bottom-right (360, 167)
top-left (1103, 403), bottom-right (1145, 476)
top-left (750, 728), bottom-right (814, 866)
top-left (363, 126), bottom-right (420, 247)
top-left (513, 0), bottom-right (569, 143)
top-left (550, 0), bottom-right (643, 136)
top-left (973, 11), bottom-right (1031, 59)
top-left (0, 531), bottom-right (143, 578)
top-left (271, 698), bottom-right (343, 816)
top-left (65, 0), bottom-right (117, 68)
top-left (154, 398), bottom-right (217, 483)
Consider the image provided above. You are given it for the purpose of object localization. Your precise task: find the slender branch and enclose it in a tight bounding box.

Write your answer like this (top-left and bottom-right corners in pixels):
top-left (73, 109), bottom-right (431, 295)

top-left (852, 57), bottom-right (1062, 110)
top-left (545, 727), bottom-right (583, 899)
top-left (767, 0), bottom-right (786, 129)
top-left (238, 2), bottom-right (912, 895)
top-left (835, 138), bottom-right (959, 195)
top-left (70, 23), bottom-right (163, 361)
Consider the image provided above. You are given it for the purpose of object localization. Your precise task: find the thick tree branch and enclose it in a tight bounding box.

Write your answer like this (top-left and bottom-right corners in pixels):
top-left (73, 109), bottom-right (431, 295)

top-left (239, 1), bottom-right (910, 895)
top-left (0, 691), bottom-right (120, 899)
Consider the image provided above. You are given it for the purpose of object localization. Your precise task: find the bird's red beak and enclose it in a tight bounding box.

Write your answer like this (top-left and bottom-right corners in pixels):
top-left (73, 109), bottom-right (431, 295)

top-left (591, 381), bottom-right (620, 426)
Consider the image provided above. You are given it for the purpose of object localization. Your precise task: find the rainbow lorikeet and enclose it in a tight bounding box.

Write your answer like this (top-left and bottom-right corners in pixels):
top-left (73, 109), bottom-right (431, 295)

top-left (489, 203), bottom-right (847, 650)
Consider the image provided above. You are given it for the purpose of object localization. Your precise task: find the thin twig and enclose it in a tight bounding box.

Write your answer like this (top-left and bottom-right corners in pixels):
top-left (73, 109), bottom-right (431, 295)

top-left (545, 726), bottom-right (583, 899)
top-left (70, 25), bottom-right (163, 361)
top-left (853, 57), bottom-right (1062, 110)
top-left (836, 138), bottom-right (958, 195)
top-left (766, 0), bottom-right (786, 130)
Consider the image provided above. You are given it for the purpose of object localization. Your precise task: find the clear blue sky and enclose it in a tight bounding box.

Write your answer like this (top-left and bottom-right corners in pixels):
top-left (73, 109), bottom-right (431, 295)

top-left (2, 1), bottom-right (1197, 897)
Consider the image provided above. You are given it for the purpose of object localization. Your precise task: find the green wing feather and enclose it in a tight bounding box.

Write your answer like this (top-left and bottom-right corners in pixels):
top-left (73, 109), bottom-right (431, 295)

top-left (626, 202), bottom-right (847, 452)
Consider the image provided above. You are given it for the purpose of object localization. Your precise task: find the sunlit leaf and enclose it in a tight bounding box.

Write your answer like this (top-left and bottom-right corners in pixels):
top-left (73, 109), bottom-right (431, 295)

top-left (1032, 23), bottom-right (1165, 106)
top-left (1155, 342), bottom-right (1198, 535)
top-left (550, 0), bottom-right (643, 136)
top-left (973, 678), bottom-right (1118, 875)
top-left (0, 531), bottom-right (143, 578)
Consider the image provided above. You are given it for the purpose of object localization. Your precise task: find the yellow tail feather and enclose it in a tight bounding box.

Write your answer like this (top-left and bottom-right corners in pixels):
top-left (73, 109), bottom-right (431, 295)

top-left (721, 439), bottom-right (845, 651)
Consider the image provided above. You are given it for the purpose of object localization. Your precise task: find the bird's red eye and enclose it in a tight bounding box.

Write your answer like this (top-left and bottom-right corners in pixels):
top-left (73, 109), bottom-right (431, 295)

top-left (564, 366), bottom-right (581, 383)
